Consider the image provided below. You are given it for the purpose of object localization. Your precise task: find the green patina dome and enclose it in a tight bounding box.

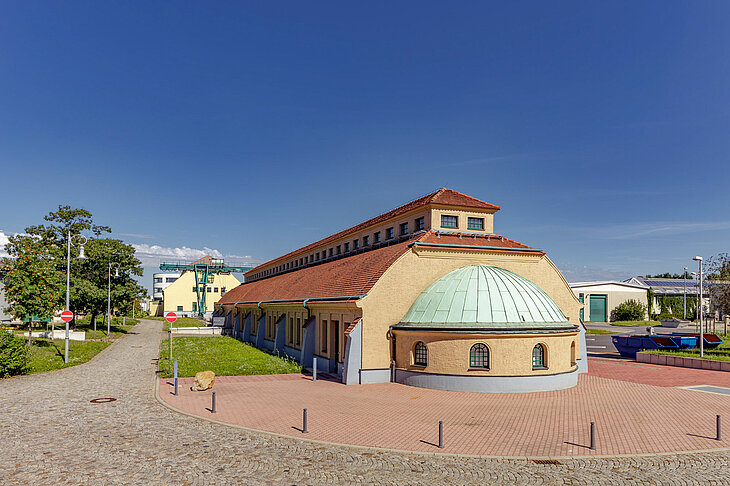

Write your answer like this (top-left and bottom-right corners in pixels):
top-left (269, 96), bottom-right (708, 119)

top-left (395, 265), bottom-right (576, 332)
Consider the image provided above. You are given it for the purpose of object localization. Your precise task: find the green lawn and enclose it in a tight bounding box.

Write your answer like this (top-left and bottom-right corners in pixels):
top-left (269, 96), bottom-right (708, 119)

top-left (610, 320), bottom-right (661, 326)
top-left (158, 336), bottom-right (302, 378)
top-left (72, 317), bottom-right (138, 339)
top-left (645, 333), bottom-right (729, 362)
top-left (586, 329), bottom-right (616, 335)
top-left (26, 338), bottom-right (111, 373)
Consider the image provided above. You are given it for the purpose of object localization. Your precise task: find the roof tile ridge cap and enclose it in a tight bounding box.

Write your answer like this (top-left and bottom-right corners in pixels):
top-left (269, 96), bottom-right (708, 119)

top-left (438, 188), bottom-right (500, 209)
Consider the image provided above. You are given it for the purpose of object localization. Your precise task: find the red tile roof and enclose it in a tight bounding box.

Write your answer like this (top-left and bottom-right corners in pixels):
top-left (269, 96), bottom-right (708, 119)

top-left (219, 240), bottom-right (413, 304)
top-left (245, 188), bottom-right (500, 276)
top-left (219, 231), bottom-right (540, 305)
top-left (417, 231), bottom-right (539, 252)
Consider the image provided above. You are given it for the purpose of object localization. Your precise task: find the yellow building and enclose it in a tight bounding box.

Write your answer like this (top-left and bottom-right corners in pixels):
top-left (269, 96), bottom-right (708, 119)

top-left (160, 256), bottom-right (241, 318)
top-left (215, 188), bottom-right (586, 392)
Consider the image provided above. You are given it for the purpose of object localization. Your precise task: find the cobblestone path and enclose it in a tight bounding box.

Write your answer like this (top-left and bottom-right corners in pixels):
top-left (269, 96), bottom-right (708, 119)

top-left (2, 319), bottom-right (729, 485)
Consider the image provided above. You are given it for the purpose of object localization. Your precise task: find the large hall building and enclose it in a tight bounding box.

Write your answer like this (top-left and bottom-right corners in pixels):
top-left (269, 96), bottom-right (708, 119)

top-left (215, 189), bottom-right (586, 393)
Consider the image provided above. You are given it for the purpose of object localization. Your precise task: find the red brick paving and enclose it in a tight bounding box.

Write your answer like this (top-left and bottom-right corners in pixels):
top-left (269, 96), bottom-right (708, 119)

top-left (588, 357), bottom-right (730, 387)
top-left (159, 358), bottom-right (730, 457)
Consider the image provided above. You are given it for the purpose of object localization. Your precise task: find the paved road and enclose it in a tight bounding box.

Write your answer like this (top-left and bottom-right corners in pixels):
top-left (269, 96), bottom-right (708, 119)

top-left (2, 319), bottom-right (729, 485)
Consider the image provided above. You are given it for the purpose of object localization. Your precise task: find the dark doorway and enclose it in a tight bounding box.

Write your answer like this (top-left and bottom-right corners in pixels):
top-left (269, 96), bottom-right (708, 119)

top-left (331, 320), bottom-right (340, 373)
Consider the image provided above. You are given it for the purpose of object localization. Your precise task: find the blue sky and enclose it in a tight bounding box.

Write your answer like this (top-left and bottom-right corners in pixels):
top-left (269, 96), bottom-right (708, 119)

top-left (1, 2), bottom-right (729, 292)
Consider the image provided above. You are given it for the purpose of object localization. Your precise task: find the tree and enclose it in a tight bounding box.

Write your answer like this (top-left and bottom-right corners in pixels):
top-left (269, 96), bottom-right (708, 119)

top-left (1, 239), bottom-right (64, 345)
top-left (706, 253), bottom-right (730, 319)
top-left (71, 238), bottom-right (146, 328)
top-left (3, 206), bottom-right (145, 331)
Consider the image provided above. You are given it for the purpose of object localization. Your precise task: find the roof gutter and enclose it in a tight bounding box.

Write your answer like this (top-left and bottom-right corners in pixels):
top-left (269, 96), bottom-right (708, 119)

top-left (410, 241), bottom-right (544, 253)
top-left (220, 295), bottom-right (367, 312)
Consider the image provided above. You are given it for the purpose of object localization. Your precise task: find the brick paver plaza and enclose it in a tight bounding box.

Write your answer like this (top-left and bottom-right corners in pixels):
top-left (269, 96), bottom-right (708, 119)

top-left (3, 319), bottom-right (729, 484)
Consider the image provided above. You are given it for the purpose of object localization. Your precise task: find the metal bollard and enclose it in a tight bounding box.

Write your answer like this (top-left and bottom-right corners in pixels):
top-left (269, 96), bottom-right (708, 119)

top-left (313, 359), bottom-right (317, 382)
top-left (211, 392), bottom-right (216, 413)
top-left (590, 422), bottom-right (596, 450)
top-left (173, 360), bottom-right (178, 396)
top-left (717, 415), bottom-right (722, 441)
top-left (438, 420), bottom-right (444, 449)
top-left (168, 331), bottom-right (172, 374)
top-left (303, 408), bottom-right (308, 433)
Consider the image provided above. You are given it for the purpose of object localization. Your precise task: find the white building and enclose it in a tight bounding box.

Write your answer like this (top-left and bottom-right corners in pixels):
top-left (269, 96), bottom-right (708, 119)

top-left (569, 281), bottom-right (648, 323)
top-left (152, 272), bottom-right (182, 302)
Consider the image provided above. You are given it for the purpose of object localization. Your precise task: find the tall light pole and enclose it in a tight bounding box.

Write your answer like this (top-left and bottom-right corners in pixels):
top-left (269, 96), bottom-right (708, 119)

top-left (683, 267), bottom-right (688, 320)
top-left (693, 256), bottom-right (704, 357)
top-left (65, 231), bottom-right (86, 363)
top-left (107, 262), bottom-right (120, 337)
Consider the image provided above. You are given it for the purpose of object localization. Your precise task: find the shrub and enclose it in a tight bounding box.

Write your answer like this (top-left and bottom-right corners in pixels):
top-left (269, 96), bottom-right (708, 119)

top-left (612, 299), bottom-right (647, 321)
top-left (0, 330), bottom-right (29, 377)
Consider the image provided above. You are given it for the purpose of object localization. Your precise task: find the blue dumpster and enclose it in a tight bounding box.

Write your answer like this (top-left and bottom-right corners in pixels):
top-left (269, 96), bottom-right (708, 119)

top-left (612, 335), bottom-right (679, 358)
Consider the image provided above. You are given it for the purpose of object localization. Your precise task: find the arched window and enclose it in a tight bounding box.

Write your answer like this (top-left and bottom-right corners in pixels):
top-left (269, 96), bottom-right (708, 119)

top-left (570, 341), bottom-right (577, 366)
top-left (469, 343), bottom-right (489, 369)
top-left (532, 343), bottom-right (546, 369)
top-left (414, 341), bottom-right (428, 366)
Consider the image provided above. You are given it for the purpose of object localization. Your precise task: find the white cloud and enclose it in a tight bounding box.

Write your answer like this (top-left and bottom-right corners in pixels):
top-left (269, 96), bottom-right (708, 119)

top-left (132, 243), bottom-right (262, 267)
top-left (0, 231), bottom-right (9, 258)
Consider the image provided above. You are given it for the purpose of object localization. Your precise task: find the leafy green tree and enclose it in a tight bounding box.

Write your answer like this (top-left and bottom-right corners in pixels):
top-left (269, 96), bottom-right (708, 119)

top-left (4, 206), bottom-right (146, 330)
top-left (71, 238), bottom-right (146, 328)
top-left (2, 239), bottom-right (64, 345)
top-left (706, 253), bottom-right (730, 319)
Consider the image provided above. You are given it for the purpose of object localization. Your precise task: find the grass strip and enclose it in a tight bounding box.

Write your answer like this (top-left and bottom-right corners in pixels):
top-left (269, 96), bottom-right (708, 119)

top-left (159, 336), bottom-right (302, 378)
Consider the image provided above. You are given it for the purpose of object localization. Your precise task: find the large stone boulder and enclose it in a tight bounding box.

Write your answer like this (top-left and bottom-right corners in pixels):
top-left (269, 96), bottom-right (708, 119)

top-left (191, 371), bottom-right (215, 391)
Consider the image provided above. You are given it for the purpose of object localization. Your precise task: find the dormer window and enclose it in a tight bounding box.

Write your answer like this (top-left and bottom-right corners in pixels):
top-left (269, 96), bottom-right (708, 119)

top-left (467, 217), bottom-right (484, 231)
top-left (441, 215), bottom-right (458, 229)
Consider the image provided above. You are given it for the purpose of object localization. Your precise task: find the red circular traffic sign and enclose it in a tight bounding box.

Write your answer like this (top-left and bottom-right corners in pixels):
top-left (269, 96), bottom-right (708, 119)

top-left (60, 310), bottom-right (74, 322)
top-left (165, 312), bottom-right (178, 324)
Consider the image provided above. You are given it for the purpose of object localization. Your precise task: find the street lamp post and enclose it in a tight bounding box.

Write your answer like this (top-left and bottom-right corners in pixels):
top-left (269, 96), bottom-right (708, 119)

top-left (65, 231), bottom-right (86, 364)
top-left (683, 267), bottom-right (688, 320)
top-left (693, 256), bottom-right (704, 358)
top-left (107, 262), bottom-right (120, 337)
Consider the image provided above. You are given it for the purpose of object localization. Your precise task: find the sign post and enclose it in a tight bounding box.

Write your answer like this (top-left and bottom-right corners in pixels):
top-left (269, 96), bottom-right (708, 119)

top-left (166, 312), bottom-right (177, 373)
top-left (61, 310), bottom-right (74, 364)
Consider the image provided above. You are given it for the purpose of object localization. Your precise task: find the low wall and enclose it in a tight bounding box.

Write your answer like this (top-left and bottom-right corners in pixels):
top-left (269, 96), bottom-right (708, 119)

top-left (22, 330), bottom-right (86, 341)
top-left (637, 352), bottom-right (730, 372)
top-left (170, 327), bottom-right (221, 336)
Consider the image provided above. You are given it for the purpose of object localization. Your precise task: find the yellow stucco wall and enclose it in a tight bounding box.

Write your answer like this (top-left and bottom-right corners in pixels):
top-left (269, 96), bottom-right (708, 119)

top-left (358, 248), bottom-right (582, 370)
top-left (430, 206), bottom-right (495, 233)
top-left (392, 330), bottom-right (578, 375)
top-left (163, 271), bottom-right (241, 314)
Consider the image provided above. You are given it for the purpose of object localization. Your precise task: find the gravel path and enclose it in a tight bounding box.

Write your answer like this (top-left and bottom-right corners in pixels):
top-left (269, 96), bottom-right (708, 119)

top-left (2, 319), bottom-right (728, 485)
